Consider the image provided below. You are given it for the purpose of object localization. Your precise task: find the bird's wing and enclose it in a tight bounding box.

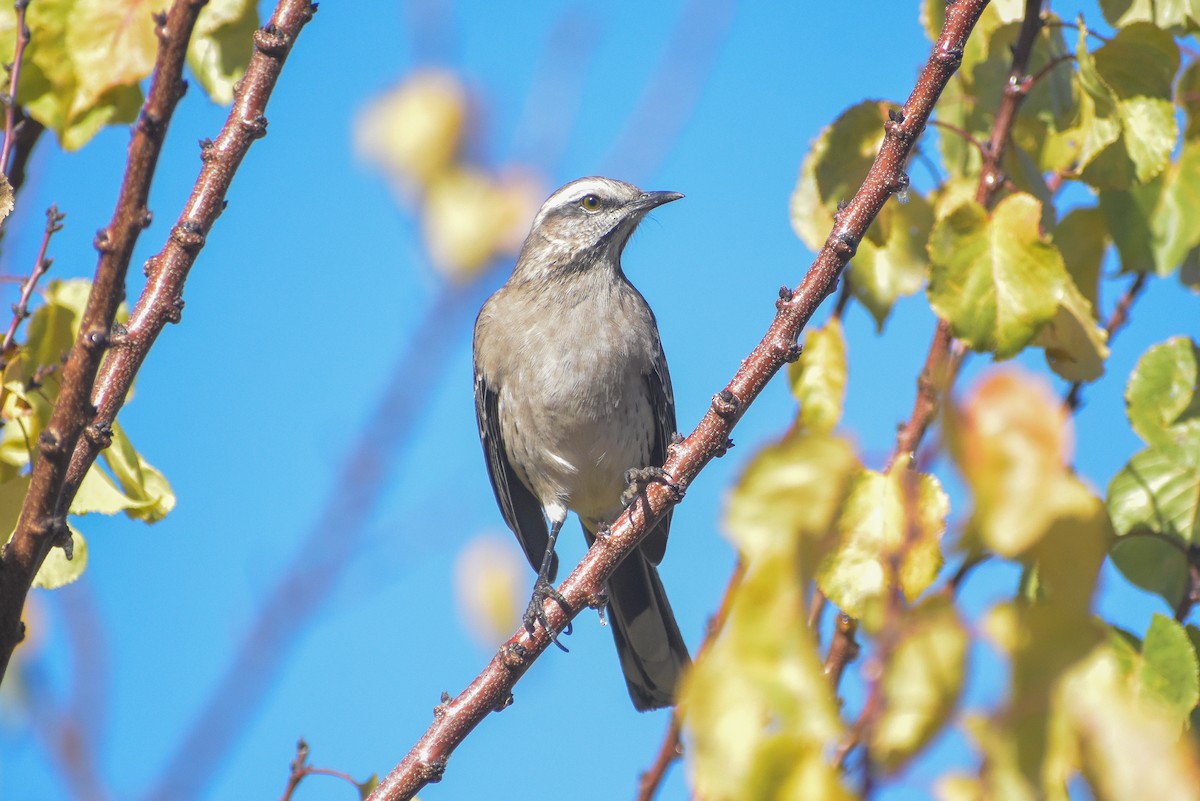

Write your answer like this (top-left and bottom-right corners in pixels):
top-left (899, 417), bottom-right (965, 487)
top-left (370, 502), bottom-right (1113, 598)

top-left (640, 351), bottom-right (677, 566)
top-left (475, 371), bottom-right (557, 579)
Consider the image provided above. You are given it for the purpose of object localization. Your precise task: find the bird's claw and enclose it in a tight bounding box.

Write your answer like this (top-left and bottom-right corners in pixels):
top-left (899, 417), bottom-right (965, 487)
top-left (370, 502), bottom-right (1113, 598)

top-left (523, 576), bottom-right (573, 651)
top-left (622, 465), bottom-right (682, 507)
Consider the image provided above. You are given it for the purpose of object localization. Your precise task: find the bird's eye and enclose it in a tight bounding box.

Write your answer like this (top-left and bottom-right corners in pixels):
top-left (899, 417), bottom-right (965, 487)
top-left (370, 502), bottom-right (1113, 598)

top-left (580, 194), bottom-right (601, 212)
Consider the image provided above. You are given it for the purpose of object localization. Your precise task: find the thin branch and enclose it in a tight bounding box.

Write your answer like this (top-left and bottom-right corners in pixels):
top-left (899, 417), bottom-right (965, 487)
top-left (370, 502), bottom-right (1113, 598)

top-left (367, 4), bottom-right (990, 798)
top-left (822, 612), bottom-right (859, 687)
top-left (0, 206), bottom-right (64, 370)
top-left (1064, 271), bottom-right (1148, 410)
top-left (0, 0), bottom-right (31, 177)
top-left (280, 739), bottom-right (366, 801)
top-left (1045, 19), bottom-right (1111, 45)
top-left (927, 118), bottom-right (988, 159)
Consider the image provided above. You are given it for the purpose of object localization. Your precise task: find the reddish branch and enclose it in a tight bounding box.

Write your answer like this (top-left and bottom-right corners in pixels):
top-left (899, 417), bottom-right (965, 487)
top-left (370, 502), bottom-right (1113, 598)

top-left (0, 0), bottom-right (206, 683)
top-left (279, 739), bottom-right (368, 801)
top-left (0, 0), bottom-right (30, 178)
top-left (0, 206), bottom-right (64, 369)
top-left (367, 3), bottom-right (989, 799)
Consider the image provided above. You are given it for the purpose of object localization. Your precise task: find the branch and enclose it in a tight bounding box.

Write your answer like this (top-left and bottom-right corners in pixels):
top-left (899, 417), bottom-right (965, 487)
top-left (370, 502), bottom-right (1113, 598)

top-left (367, 4), bottom-right (989, 799)
top-left (0, 0), bottom-right (207, 683)
top-left (0, 206), bottom-right (64, 370)
top-left (0, 0), bottom-right (31, 178)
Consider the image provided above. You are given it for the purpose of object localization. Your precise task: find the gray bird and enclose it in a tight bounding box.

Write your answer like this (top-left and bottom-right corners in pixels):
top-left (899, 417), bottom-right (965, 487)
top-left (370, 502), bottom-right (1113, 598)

top-left (472, 176), bottom-right (690, 711)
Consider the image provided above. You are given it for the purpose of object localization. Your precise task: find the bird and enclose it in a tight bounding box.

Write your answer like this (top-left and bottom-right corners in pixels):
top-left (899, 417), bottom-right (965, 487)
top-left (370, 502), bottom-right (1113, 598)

top-left (472, 176), bottom-right (690, 711)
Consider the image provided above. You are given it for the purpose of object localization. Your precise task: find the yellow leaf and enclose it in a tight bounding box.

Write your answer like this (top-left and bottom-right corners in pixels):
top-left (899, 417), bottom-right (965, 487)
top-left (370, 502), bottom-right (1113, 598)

top-left (787, 318), bottom-right (847, 433)
top-left (453, 534), bottom-right (524, 648)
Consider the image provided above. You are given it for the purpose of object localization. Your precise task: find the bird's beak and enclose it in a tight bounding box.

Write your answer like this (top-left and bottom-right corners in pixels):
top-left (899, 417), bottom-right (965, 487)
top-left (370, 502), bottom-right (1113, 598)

top-left (629, 191), bottom-right (684, 213)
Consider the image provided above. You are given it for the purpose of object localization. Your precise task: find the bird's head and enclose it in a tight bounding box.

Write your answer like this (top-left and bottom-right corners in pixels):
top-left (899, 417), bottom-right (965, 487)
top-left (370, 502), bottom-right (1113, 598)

top-left (515, 176), bottom-right (682, 279)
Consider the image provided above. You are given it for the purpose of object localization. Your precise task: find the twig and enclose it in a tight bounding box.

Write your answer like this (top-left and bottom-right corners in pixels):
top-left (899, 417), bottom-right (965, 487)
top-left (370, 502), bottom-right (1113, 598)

top-left (823, 612), bottom-right (859, 687)
top-left (367, 4), bottom-right (989, 798)
top-left (635, 560), bottom-right (745, 801)
top-left (1064, 271), bottom-right (1148, 410)
top-left (280, 739), bottom-right (365, 801)
top-left (0, 0), bottom-right (31, 177)
top-left (0, 206), bottom-right (64, 370)
top-left (928, 118), bottom-right (988, 159)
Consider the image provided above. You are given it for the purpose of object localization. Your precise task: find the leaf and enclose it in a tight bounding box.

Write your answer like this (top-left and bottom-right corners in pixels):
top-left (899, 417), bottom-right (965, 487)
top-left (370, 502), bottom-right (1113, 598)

top-left (1110, 534), bottom-right (1189, 610)
top-left (101, 422), bottom-right (175, 523)
top-left (71, 464), bottom-right (142, 515)
top-left (818, 467), bottom-right (948, 621)
top-left (724, 432), bottom-right (860, 567)
top-left (421, 167), bottom-right (538, 280)
top-left (357, 775), bottom-right (379, 800)
top-left (787, 318), bottom-right (847, 433)
top-left (0, 173), bottom-right (13, 225)
top-left (1034, 275), bottom-right (1109, 382)
top-left (1126, 336), bottom-right (1200, 450)
top-left (187, 0), bottom-right (258, 105)
top-left (789, 101), bottom-right (932, 326)
top-left (1107, 439), bottom-right (1200, 546)
top-left (1071, 23), bottom-right (1179, 189)
top-left (1099, 0), bottom-right (1200, 31)
top-left (354, 70), bottom-right (469, 199)
top-left (849, 191), bottom-right (934, 329)
top-left (873, 597), bottom-right (968, 772)
top-left (1054, 206), bottom-right (1107, 310)
top-left (66, 0), bottom-right (157, 111)
top-left (0, 0), bottom-right (145, 150)
top-left (1180, 59), bottom-right (1200, 142)
top-left (948, 370), bottom-right (1088, 556)
top-left (453, 534), bottom-right (523, 648)
top-left (1134, 614), bottom-right (1200, 725)
top-left (928, 193), bottom-right (1066, 359)
top-left (790, 100), bottom-right (888, 251)
top-left (1101, 141), bottom-right (1200, 276)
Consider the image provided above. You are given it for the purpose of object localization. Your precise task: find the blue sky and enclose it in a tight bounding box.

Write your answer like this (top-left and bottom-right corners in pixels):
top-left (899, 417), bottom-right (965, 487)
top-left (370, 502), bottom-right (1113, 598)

top-left (1, 2), bottom-right (1196, 800)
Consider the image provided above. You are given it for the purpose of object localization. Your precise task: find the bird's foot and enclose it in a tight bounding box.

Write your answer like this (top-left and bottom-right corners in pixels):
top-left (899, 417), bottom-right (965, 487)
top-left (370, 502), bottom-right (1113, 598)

top-left (523, 576), bottom-right (573, 651)
top-left (622, 466), bottom-right (684, 507)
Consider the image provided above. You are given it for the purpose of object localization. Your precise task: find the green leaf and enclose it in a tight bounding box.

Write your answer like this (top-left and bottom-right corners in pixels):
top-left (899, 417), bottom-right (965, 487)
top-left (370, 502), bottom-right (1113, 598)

top-left (790, 100), bottom-right (888, 252)
top-left (928, 193), bottom-right (1066, 359)
top-left (1110, 533), bottom-right (1189, 609)
top-left (724, 433), bottom-right (860, 568)
top-left (1099, 0), bottom-right (1200, 31)
top-left (188, 0), bottom-right (258, 105)
top-left (71, 464), bottom-right (141, 515)
top-left (357, 775), bottom-right (380, 800)
top-left (1136, 614), bottom-right (1200, 725)
top-left (1107, 439), bottom-right (1200, 545)
top-left (818, 468), bottom-right (948, 621)
top-left (101, 422), bottom-right (176, 523)
top-left (66, 0), bottom-right (157, 111)
top-left (1125, 336), bottom-right (1200, 449)
top-left (0, 0), bottom-right (145, 151)
top-left (874, 597), bottom-right (968, 772)
top-left (1072, 24), bottom-right (1179, 189)
top-left (1101, 141), bottom-right (1200, 276)
top-left (849, 191), bottom-right (934, 329)
top-left (787, 318), bottom-right (847, 433)
top-left (1034, 275), bottom-right (1109, 382)
top-left (1054, 207), bottom-right (1107, 310)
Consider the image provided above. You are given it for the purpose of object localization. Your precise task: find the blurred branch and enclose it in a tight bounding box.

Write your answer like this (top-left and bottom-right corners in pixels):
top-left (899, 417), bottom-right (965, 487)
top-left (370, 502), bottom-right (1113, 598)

top-left (0, 0), bottom-right (211, 685)
top-left (25, 581), bottom-right (112, 801)
top-left (368, 4), bottom-right (989, 798)
top-left (599, 0), bottom-right (736, 178)
top-left (0, 0), bottom-right (30, 178)
top-left (1064, 271), bottom-right (1148, 410)
top-left (0, 206), bottom-right (64, 371)
top-left (142, 284), bottom-right (482, 801)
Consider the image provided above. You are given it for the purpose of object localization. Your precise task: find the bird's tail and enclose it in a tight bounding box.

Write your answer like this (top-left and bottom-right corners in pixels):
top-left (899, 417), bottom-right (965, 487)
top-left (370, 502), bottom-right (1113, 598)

top-left (604, 547), bottom-right (691, 711)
